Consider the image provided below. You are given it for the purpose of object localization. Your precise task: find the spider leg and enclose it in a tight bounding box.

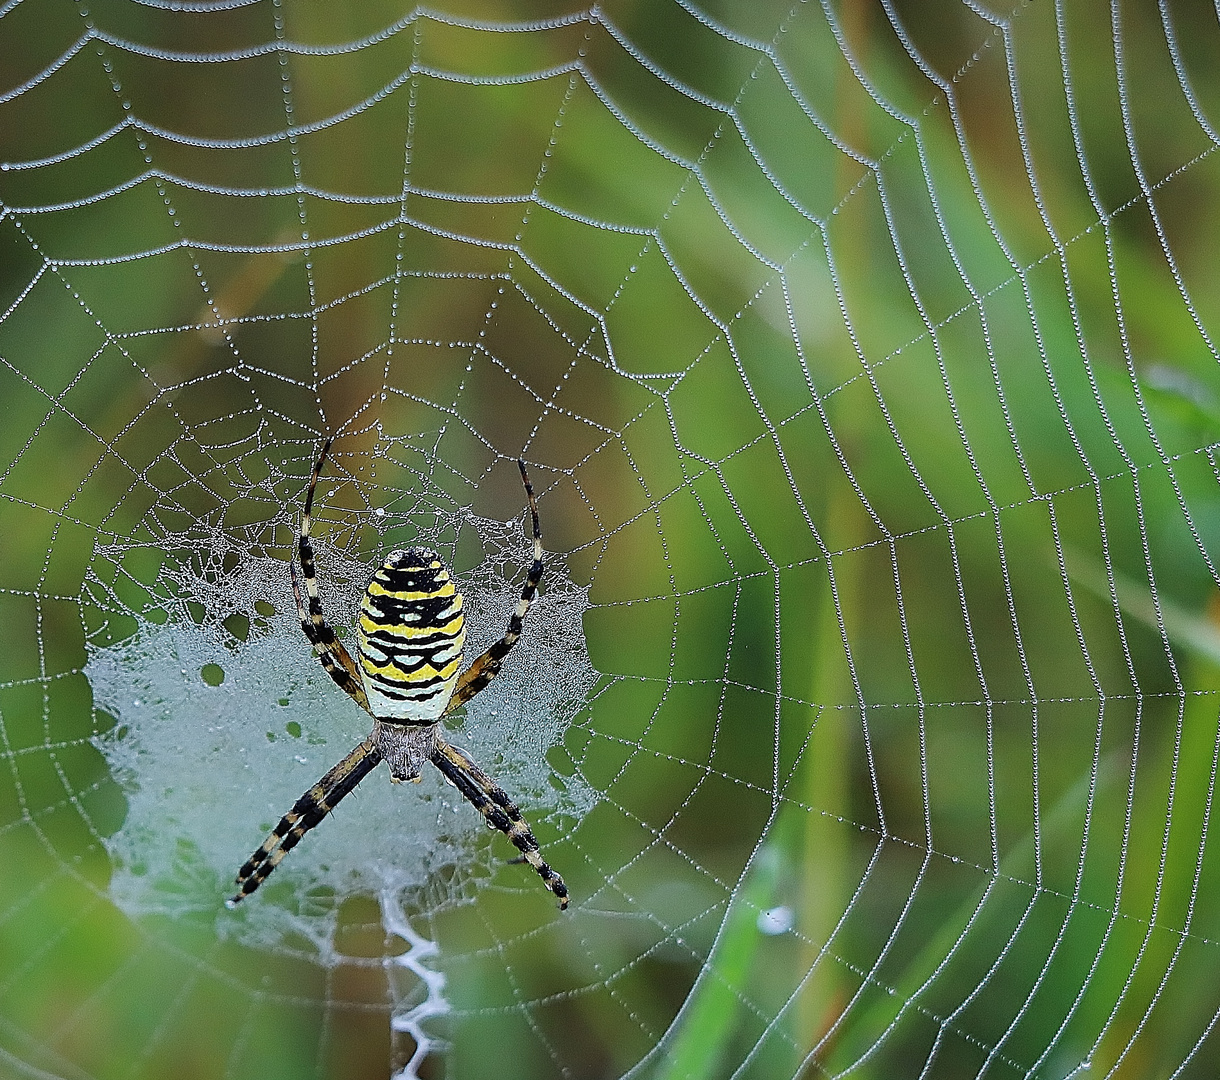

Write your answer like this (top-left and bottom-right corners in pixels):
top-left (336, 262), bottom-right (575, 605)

top-left (445, 460), bottom-right (543, 714)
top-left (293, 438), bottom-right (371, 713)
top-left (292, 558), bottom-right (370, 711)
top-left (431, 736), bottom-right (568, 908)
top-left (228, 736), bottom-right (382, 905)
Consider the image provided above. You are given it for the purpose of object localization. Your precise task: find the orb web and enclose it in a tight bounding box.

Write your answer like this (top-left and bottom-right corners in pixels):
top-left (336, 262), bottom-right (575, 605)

top-left (2, 2), bottom-right (1220, 1080)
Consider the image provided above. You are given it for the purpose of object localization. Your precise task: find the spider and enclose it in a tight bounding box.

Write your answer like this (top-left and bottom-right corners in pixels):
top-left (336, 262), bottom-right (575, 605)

top-left (227, 440), bottom-right (568, 909)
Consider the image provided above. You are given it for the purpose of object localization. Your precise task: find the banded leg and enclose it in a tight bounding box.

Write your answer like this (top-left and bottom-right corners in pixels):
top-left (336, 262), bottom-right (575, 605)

top-left (293, 438), bottom-right (370, 713)
top-left (445, 460), bottom-right (543, 714)
top-left (228, 736), bottom-right (382, 905)
top-left (431, 737), bottom-right (568, 908)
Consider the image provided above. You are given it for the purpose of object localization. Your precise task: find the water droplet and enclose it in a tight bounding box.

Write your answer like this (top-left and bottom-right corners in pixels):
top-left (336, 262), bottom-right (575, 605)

top-left (757, 906), bottom-right (793, 935)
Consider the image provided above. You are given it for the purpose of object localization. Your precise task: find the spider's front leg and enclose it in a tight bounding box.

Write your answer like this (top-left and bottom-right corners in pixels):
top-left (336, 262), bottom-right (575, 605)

top-left (431, 737), bottom-right (569, 908)
top-left (228, 737), bottom-right (382, 905)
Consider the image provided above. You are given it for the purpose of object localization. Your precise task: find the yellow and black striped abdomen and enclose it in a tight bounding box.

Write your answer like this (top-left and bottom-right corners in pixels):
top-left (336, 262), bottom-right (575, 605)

top-left (357, 548), bottom-right (466, 723)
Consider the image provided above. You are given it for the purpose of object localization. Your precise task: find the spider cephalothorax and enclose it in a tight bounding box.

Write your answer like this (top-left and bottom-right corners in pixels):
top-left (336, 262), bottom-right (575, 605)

top-left (227, 441), bottom-right (568, 909)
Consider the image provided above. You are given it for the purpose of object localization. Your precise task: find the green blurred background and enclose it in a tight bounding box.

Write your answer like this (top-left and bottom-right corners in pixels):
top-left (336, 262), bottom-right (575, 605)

top-left (3, 1), bottom-right (1220, 1077)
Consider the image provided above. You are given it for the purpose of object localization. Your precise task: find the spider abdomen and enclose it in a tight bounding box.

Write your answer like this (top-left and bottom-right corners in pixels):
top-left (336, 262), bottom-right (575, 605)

top-left (357, 548), bottom-right (466, 722)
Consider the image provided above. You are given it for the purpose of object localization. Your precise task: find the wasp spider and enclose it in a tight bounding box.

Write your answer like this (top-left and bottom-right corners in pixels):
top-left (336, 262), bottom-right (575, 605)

top-left (227, 441), bottom-right (568, 909)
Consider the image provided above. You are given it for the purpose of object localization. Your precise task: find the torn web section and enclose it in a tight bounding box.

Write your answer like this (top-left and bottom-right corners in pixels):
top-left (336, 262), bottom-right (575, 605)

top-left (84, 475), bottom-right (597, 957)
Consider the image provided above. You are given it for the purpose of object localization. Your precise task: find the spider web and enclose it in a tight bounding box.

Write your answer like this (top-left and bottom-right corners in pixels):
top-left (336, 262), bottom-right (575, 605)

top-left (2, 1), bottom-right (1220, 1078)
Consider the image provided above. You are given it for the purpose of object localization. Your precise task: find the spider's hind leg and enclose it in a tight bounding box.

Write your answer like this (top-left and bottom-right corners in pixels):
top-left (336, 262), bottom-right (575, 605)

top-left (444, 459), bottom-right (544, 714)
top-left (291, 439), bottom-right (371, 712)
top-left (431, 737), bottom-right (568, 908)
